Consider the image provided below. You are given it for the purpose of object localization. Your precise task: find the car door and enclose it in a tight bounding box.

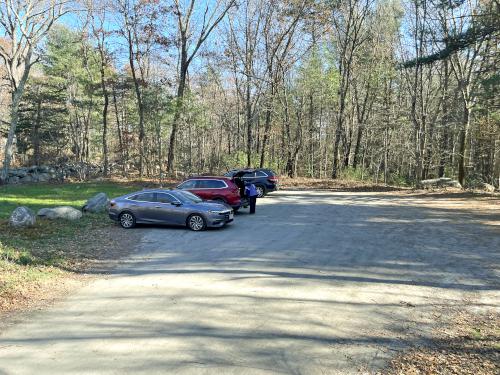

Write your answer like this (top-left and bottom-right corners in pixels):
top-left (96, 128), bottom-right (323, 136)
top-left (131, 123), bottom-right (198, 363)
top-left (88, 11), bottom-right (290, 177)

top-left (191, 179), bottom-right (211, 200)
top-left (201, 179), bottom-right (222, 200)
top-left (178, 179), bottom-right (205, 199)
top-left (177, 179), bottom-right (196, 190)
top-left (154, 193), bottom-right (186, 225)
top-left (128, 192), bottom-right (157, 222)
top-left (242, 171), bottom-right (256, 182)
top-left (255, 170), bottom-right (269, 186)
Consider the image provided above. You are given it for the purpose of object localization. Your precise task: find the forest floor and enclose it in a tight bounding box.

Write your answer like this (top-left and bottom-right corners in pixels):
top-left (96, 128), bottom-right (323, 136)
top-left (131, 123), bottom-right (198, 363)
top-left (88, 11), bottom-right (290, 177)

top-left (0, 179), bottom-right (498, 374)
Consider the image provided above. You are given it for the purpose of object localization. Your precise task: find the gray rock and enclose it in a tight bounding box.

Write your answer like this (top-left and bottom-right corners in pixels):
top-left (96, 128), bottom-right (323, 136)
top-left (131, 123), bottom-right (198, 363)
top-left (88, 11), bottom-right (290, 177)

top-left (83, 192), bottom-right (109, 213)
top-left (479, 182), bottom-right (495, 193)
top-left (9, 169), bottom-right (27, 178)
top-left (19, 175), bottom-right (33, 183)
top-left (38, 206), bottom-right (82, 220)
top-left (8, 176), bottom-right (20, 184)
top-left (448, 180), bottom-right (462, 188)
top-left (37, 173), bottom-right (50, 182)
top-left (421, 177), bottom-right (461, 189)
top-left (9, 206), bottom-right (36, 227)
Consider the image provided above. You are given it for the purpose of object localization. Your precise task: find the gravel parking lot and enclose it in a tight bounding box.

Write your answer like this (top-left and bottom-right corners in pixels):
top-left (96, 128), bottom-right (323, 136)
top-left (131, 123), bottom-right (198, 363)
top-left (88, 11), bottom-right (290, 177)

top-left (0, 190), bottom-right (499, 374)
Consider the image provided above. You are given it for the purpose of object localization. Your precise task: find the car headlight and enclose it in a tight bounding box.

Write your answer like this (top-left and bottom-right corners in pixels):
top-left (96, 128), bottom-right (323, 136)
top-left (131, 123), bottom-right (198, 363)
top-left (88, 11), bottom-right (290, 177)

top-left (209, 210), bottom-right (226, 214)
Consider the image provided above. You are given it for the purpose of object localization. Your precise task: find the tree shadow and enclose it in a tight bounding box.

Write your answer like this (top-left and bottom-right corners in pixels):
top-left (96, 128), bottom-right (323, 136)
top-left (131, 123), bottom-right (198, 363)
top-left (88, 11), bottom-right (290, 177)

top-left (0, 190), bottom-right (498, 373)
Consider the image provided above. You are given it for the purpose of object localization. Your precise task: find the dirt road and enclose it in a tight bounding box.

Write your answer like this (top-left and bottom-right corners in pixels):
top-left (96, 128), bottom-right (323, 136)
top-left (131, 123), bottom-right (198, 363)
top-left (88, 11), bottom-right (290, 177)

top-left (0, 190), bottom-right (498, 374)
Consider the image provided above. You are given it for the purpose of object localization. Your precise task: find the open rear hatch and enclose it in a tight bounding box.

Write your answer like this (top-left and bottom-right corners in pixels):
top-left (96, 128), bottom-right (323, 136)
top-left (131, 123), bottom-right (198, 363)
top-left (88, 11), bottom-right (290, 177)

top-left (232, 169), bottom-right (255, 199)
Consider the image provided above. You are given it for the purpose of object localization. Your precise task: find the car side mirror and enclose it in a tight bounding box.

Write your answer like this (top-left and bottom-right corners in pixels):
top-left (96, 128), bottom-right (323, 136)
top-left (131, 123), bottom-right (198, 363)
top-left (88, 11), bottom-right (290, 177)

top-left (171, 201), bottom-right (182, 206)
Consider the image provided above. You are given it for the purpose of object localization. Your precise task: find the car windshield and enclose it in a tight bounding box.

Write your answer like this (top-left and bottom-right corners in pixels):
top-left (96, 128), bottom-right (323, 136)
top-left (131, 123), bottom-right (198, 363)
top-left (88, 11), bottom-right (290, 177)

top-left (176, 191), bottom-right (203, 203)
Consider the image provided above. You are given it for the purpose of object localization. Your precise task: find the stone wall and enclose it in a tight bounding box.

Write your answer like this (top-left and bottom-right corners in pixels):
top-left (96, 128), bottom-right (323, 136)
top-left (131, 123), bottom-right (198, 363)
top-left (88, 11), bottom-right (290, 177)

top-left (2, 163), bottom-right (104, 185)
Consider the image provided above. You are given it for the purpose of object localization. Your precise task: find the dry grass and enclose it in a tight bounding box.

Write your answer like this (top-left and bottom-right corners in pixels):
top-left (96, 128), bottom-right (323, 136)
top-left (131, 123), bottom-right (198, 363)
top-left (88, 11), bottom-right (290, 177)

top-left (380, 310), bottom-right (500, 375)
top-left (279, 176), bottom-right (406, 191)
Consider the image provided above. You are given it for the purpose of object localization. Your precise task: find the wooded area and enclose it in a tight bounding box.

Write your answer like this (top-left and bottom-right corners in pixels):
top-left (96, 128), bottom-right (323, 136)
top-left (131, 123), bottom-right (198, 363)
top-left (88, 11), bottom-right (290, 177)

top-left (0, 0), bottom-right (498, 187)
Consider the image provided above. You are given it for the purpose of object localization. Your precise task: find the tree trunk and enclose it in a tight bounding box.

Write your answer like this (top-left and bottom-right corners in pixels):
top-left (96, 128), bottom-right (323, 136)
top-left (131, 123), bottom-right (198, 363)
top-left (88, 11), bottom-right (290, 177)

top-left (246, 76), bottom-right (252, 167)
top-left (352, 125), bottom-right (364, 169)
top-left (112, 87), bottom-right (126, 176)
top-left (127, 28), bottom-right (145, 176)
top-left (32, 98), bottom-right (42, 166)
top-left (457, 103), bottom-right (470, 186)
top-left (167, 59), bottom-right (188, 175)
top-left (100, 61), bottom-right (109, 177)
top-left (259, 85), bottom-right (274, 168)
top-left (2, 72), bottom-right (31, 180)
top-left (1, 47), bottom-right (32, 181)
top-left (438, 62), bottom-right (450, 178)
top-left (332, 68), bottom-right (348, 179)
top-left (332, 116), bottom-right (344, 179)
top-left (2, 91), bottom-right (22, 181)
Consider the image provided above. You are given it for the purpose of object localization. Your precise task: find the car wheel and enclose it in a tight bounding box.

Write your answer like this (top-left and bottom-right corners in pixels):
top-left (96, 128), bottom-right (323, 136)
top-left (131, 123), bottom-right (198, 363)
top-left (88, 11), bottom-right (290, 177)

top-left (188, 214), bottom-right (206, 231)
top-left (256, 185), bottom-right (266, 198)
top-left (119, 212), bottom-right (136, 229)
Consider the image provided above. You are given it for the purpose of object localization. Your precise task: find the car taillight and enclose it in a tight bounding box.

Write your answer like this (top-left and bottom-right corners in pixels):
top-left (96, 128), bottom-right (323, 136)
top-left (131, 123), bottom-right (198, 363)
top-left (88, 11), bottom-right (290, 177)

top-left (268, 176), bottom-right (278, 182)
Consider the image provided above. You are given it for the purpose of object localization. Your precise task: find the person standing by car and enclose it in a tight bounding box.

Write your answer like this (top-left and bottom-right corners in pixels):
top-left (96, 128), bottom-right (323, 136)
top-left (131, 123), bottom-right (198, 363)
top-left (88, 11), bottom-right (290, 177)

top-left (245, 182), bottom-right (258, 214)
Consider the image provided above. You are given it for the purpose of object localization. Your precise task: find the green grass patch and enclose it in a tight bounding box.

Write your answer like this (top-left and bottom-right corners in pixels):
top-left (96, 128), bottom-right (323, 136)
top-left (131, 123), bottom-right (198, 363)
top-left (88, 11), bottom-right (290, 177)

top-left (0, 181), bottom-right (143, 265)
top-left (0, 180), bottom-right (146, 307)
top-left (470, 327), bottom-right (484, 340)
top-left (0, 181), bottom-right (144, 219)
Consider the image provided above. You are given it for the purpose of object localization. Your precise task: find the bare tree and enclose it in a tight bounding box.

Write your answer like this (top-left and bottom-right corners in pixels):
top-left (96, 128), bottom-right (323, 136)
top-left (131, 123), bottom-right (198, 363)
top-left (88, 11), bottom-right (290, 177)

top-left (259, 0), bottom-right (309, 168)
top-left (86, 0), bottom-right (112, 176)
top-left (0, 0), bottom-right (69, 181)
top-left (166, 0), bottom-right (236, 175)
top-left (226, 0), bottom-right (266, 167)
top-left (330, 0), bottom-right (372, 179)
top-left (444, 0), bottom-right (489, 185)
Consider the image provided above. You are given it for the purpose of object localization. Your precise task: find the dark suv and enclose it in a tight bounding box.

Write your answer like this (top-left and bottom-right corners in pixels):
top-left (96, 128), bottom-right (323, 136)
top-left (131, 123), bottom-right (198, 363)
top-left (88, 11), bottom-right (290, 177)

top-left (177, 176), bottom-right (242, 209)
top-left (224, 168), bottom-right (279, 197)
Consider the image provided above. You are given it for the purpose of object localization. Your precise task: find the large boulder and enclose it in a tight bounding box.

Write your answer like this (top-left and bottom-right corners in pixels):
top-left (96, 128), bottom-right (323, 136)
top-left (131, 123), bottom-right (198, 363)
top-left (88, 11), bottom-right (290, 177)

top-left (37, 206), bottom-right (82, 220)
top-left (421, 177), bottom-right (462, 189)
top-left (8, 176), bottom-right (20, 184)
top-left (37, 173), bottom-right (50, 182)
top-left (19, 175), bottom-right (33, 184)
top-left (9, 168), bottom-right (28, 178)
top-left (9, 206), bottom-right (36, 227)
top-left (478, 182), bottom-right (495, 193)
top-left (83, 192), bottom-right (109, 213)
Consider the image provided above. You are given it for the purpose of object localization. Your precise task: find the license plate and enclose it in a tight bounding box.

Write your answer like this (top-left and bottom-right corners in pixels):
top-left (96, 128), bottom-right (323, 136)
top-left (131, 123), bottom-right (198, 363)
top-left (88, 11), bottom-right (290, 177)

top-left (229, 213), bottom-right (234, 220)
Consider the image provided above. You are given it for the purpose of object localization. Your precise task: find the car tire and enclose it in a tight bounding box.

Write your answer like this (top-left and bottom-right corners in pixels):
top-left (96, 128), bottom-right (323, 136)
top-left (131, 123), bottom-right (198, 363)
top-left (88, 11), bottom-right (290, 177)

top-left (256, 185), bottom-right (266, 198)
top-left (187, 214), bottom-right (206, 231)
top-left (119, 212), bottom-right (136, 229)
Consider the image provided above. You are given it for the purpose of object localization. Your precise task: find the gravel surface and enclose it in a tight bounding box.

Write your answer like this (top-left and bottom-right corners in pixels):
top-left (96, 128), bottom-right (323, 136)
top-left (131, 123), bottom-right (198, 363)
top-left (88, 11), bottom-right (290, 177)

top-left (0, 190), bottom-right (498, 374)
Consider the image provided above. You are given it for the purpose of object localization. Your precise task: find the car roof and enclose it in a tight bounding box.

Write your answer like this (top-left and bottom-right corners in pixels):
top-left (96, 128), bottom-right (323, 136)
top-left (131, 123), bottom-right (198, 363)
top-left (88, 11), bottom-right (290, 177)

top-left (227, 168), bottom-right (275, 173)
top-left (185, 176), bottom-right (231, 180)
top-left (127, 188), bottom-right (173, 194)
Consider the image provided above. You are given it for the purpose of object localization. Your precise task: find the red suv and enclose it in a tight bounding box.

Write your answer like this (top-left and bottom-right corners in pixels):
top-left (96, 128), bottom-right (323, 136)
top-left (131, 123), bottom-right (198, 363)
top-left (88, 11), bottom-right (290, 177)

top-left (177, 176), bottom-right (242, 210)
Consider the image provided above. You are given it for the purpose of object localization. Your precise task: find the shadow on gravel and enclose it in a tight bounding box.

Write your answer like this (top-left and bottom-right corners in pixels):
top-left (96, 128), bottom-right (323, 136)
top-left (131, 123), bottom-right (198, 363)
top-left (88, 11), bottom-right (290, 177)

top-left (1, 190), bottom-right (498, 374)
top-left (102, 191), bottom-right (500, 293)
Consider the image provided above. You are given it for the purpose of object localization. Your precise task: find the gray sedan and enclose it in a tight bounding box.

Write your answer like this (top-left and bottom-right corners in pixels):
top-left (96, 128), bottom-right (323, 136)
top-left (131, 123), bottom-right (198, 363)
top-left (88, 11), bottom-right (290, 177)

top-left (108, 189), bottom-right (234, 231)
